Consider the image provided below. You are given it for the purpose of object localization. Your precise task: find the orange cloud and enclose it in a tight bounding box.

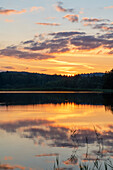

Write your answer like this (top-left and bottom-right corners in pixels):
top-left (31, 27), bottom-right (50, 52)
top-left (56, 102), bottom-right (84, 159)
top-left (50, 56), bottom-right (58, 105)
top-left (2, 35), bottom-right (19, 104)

top-left (82, 17), bottom-right (101, 22)
top-left (63, 14), bottom-right (79, 22)
top-left (30, 6), bottom-right (44, 12)
top-left (5, 19), bottom-right (14, 22)
top-left (4, 156), bottom-right (13, 160)
top-left (79, 8), bottom-right (84, 14)
top-left (101, 26), bottom-right (112, 30)
top-left (79, 11), bottom-right (84, 14)
top-left (104, 6), bottom-right (113, 9)
top-left (0, 9), bottom-right (26, 15)
top-left (56, 5), bottom-right (67, 12)
top-left (36, 22), bottom-right (60, 26)
top-left (46, 17), bottom-right (56, 20)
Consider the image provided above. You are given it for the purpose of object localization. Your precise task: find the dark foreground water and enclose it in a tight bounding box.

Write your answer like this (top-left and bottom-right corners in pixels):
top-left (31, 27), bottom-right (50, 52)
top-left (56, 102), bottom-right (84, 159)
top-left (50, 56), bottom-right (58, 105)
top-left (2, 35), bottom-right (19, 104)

top-left (0, 91), bottom-right (113, 170)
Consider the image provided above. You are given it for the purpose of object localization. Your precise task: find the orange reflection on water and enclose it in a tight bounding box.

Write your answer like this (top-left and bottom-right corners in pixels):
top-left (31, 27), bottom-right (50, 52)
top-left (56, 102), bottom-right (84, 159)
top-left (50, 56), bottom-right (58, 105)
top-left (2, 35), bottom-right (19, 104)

top-left (0, 102), bottom-right (112, 128)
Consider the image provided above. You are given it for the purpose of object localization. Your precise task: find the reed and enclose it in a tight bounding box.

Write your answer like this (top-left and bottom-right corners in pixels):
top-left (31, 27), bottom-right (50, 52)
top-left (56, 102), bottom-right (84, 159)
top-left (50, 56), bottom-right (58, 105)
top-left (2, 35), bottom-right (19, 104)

top-left (53, 127), bottom-right (113, 170)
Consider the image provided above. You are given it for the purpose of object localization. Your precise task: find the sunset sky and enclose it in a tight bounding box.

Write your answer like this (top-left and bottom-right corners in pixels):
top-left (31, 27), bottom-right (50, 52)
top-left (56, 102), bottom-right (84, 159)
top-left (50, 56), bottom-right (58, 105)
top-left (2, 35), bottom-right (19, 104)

top-left (0, 0), bottom-right (113, 75)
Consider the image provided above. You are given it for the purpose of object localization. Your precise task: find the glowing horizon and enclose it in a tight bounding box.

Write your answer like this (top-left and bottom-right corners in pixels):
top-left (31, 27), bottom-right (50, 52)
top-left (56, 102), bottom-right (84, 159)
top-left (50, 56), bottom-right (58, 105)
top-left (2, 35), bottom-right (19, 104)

top-left (0, 0), bottom-right (113, 75)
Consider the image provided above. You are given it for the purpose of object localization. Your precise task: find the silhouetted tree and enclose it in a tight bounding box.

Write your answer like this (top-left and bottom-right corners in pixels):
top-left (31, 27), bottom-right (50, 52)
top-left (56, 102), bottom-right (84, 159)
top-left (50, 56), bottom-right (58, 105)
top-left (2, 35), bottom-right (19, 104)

top-left (103, 69), bottom-right (113, 89)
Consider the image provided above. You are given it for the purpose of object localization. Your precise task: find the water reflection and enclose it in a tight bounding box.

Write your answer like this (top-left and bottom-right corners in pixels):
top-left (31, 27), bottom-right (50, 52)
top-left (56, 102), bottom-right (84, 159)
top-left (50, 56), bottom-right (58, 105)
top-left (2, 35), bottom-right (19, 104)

top-left (0, 118), bottom-right (113, 155)
top-left (103, 93), bottom-right (113, 113)
top-left (0, 92), bottom-right (113, 169)
top-left (0, 92), bottom-right (113, 114)
top-left (0, 92), bottom-right (104, 105)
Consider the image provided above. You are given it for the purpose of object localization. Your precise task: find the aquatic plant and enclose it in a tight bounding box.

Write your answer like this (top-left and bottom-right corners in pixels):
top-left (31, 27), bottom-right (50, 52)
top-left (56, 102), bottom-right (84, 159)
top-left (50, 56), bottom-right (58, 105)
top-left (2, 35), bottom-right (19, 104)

top-left (53, 127), bottom-right (113, 170)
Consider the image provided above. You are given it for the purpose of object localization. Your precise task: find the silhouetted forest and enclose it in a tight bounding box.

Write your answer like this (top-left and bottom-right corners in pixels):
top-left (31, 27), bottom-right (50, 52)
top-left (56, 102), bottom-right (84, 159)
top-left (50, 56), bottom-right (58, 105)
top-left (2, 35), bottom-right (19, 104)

top-left (103, 69), bottom-right (113, 89)
top-left (0, 69), bottom-right (112, 90)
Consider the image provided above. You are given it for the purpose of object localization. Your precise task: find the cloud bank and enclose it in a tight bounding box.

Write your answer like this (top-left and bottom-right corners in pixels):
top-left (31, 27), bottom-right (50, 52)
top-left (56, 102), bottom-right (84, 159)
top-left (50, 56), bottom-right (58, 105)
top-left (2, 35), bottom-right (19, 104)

top-left (1, 29), bottom-right (113, 61)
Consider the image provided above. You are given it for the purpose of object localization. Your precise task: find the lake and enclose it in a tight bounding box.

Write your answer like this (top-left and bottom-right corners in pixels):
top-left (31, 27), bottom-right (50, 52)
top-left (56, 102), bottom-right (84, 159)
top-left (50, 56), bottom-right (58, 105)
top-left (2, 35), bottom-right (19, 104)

top-left (0, 91), bottom-right (113, 170)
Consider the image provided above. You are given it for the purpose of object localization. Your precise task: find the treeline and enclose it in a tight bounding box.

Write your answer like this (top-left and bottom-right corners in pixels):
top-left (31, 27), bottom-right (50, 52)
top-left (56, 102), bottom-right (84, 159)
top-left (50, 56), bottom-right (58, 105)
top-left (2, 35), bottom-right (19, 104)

top-left (0, 69), bottom-right (112, 90)
top-left (103, 69), bottom-right (113, 89)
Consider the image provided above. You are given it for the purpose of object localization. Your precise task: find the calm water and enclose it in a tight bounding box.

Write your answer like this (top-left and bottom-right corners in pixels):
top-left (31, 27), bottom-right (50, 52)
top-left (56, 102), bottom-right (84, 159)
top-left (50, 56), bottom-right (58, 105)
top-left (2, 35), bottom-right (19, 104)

top-left (0, 91), bottom-right (113, 170)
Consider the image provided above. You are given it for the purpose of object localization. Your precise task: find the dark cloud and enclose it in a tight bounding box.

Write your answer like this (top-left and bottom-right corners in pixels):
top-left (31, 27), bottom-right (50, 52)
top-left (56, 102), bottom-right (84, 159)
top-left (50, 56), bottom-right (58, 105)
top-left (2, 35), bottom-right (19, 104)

top-left (2, 66), bottom-right (15, 69)
top-left (22, 40), bottom-right (34, 44)
top-left (59, 47), bottom-right (69, 52)
top-left (70, 34), bottom-right (113, 51)
top-left (0, 46), bottom-right (55, 60)
top-left (0, 119), bottom-right (54, 132)
top-left (22, 31), bottom-right (113, 53)
top-left (49, 31), bottom-right (85, 38)
top-left (70, 35), bottom-right (103, 50)
top-left (99, 32), bottom-right (113, 39)
top-left (21, 31), bottom-right (85, 54)
top-left (82, 21), bottom-right (113, 33)
top-left (1, 30), bottom-right (113, 58)
top-left (16, 123), bottom-right (113, 150)
top-left (104, 41), bottom-right (113, 49)
top-left (24, 125), bottom-right (69, 143)
top-left (0, 118), bottom-right (113, 156)
top-left (63, 14), bottom-right (79, 22)
top-left (93, 23), bottom-right (113, 31)
top-left (107, 50), bottom-right (113, 54)
top-left (81, 17), bottom-right (113, 33)
top-left (82, 17), bottom-right (110, 23)
top-left (24, 37), bottom-right (69, 53)
top-left (55, 2), bottom-right (74, 13)
top-left (16, 124), bottom-right (110, 152)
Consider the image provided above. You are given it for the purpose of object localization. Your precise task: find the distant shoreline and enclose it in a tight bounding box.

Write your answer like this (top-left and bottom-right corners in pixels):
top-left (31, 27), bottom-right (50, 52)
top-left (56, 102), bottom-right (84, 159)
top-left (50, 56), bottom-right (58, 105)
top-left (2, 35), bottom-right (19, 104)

top-left (0, 88), bottom-right (113, 93)
top-left (0, 70), bottom-right (112, 92)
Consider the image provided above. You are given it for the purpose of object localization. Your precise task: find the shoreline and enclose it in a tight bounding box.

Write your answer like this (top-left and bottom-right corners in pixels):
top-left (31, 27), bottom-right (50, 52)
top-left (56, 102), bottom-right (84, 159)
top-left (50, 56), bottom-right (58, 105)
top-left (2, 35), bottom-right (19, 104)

top-left (0, 88), bottom-right (112, 93)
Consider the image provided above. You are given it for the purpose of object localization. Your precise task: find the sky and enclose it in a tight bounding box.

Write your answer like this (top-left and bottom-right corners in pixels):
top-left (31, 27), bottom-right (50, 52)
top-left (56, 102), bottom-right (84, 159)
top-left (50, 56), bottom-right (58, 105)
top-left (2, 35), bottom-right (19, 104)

top-left (0, 0), bottom-right (113, 75)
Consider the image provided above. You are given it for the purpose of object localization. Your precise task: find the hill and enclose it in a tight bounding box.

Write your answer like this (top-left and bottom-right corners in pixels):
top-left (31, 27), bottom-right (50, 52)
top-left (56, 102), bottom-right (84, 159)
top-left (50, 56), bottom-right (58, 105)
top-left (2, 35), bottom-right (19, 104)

top-left (0, 71), bottom-right (108, 90)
